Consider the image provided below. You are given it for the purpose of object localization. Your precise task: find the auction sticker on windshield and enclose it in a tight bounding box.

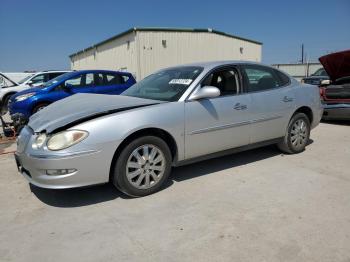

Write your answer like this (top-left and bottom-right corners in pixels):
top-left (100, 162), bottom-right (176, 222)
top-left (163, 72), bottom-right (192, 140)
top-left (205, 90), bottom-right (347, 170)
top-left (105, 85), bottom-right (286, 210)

top-left (169, 79), bottom-right (193, 85)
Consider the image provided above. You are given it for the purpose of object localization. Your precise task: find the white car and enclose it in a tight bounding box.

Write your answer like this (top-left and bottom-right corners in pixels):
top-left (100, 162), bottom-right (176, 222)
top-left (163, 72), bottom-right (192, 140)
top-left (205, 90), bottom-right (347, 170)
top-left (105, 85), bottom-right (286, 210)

top-left (0, 70), bottom-right (70, 113)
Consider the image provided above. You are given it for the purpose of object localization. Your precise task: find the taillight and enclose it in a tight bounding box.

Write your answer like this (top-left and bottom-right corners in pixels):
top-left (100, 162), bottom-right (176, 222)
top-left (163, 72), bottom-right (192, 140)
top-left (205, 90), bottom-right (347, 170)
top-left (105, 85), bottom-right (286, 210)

top-left (319, 87), bottom-right (325, 99)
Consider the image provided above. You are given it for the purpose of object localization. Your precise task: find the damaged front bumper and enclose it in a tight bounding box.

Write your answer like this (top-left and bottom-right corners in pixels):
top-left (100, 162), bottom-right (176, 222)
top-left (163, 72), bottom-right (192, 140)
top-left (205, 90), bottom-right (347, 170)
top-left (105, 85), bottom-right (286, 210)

top-left (14, 125), bottom-right (119, 189)
top-left (11, 113), bottom-right (29, 133)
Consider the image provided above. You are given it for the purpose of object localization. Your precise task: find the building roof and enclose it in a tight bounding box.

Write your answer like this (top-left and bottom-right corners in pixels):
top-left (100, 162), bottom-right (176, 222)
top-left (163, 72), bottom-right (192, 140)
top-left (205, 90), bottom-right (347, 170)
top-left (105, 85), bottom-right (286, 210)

top-left (69, 27), bottom-right (262, 58)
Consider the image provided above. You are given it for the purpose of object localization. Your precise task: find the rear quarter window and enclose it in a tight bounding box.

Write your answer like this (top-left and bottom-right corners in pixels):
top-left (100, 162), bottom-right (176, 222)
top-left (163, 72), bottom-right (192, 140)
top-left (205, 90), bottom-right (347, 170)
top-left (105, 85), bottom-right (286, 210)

top-left (274, 70), bottom-right (291, 87)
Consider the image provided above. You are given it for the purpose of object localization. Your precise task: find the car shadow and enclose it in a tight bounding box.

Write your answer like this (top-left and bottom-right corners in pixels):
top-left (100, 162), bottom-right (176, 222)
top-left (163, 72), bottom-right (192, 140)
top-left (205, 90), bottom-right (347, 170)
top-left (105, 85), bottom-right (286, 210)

top-left (30, 183), bottom-right (128, 208)
top-left (321, 120), bottom-right (350, 126)
top-left (31, 143), bottom-right (311, 208)
top-left (171, 145), bottom-right (282, 182)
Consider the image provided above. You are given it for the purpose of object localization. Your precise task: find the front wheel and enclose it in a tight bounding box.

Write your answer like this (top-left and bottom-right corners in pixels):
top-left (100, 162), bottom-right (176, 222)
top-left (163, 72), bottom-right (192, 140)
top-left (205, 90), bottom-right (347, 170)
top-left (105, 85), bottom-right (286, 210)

top-left (1, 95), bottom-right (12, 115)
top-left (112, 136), bottom-right (172, 197)
top-left (277, 113), bottom-right (310, 154)
top-left (32, 103), bottom-right (49, 114)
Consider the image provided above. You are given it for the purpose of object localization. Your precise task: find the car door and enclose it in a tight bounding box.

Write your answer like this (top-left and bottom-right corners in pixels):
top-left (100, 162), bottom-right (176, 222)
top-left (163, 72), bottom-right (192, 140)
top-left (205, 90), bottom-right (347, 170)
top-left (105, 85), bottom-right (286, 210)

top-left (67, 73), bottom-right (95, 94)
top-left (240, 64), bottom-right (296, 143)
top-left (46, 73), bottom-right (93, 101)
top-left (94, 72), bottom-right (130, 95)
top-left (184, 66), bottom-right (253, 160)
top-left (29, 74), bottom-right (46, 87)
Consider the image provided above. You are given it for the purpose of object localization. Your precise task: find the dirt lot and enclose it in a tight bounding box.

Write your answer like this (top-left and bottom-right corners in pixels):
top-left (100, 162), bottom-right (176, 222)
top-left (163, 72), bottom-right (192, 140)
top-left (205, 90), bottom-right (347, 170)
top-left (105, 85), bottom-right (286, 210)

top-left (0, 122), bottom-right (349, 262)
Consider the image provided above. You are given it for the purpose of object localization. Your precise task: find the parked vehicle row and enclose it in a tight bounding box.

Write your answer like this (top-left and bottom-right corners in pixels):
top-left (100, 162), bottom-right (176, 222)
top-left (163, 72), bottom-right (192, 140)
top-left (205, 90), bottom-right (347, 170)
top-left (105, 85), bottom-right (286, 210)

top-left (14, 61), bottom-right (323, 197)
top-left (8, 70), bottom-right (136, 129)
top-left (0, 70), bottom-right (69, 114)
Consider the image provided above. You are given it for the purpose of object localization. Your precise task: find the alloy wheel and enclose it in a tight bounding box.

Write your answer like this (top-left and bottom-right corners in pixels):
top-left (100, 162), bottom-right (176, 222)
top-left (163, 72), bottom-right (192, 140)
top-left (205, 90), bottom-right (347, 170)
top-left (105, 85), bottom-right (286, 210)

top-left (126, 144), bottom-right (166, 189)
top-left (290, 119), bottom-right (308, 149)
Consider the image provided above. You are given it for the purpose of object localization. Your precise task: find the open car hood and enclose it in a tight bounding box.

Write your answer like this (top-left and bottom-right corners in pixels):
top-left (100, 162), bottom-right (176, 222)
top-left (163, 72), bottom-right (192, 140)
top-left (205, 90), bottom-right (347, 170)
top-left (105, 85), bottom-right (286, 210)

top-left (28, 93), bottom-right (163, 133)
top-left (0, 73), bottom-right (18, 88)
top-left (319, 50), bottom-right (350, 81)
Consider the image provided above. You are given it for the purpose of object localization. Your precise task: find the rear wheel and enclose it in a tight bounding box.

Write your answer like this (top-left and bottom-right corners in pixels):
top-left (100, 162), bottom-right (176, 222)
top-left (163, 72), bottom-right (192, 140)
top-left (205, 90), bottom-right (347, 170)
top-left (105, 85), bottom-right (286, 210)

top-left (112, 136), bottom-right (172, 197)
top-left (277, 113), bottom-right (310, 154)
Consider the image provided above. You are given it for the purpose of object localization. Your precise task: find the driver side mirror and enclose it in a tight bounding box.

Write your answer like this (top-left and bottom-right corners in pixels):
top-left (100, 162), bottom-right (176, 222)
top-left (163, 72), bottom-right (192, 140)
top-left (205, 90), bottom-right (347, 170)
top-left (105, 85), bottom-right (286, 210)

top-left (188, 86), bottom-right (221, 101)
top-left (64, 83), bottom-right (74, 92)
top-left (27, 80), bottom-right (33, 86)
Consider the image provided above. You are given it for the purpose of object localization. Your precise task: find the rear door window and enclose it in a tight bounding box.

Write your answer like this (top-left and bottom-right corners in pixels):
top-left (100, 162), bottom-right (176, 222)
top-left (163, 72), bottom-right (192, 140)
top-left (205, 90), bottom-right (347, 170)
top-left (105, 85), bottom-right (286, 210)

top-left (241, 65), bottom-right (281, 92)
top-left (273, 69), bottom-right (291, 87)
top-left (105, 73), bottom-right (124, 85)
top-left (95, 73), bottom-right (125, 86)
top-left (85, 73), bottom-right (94, 86)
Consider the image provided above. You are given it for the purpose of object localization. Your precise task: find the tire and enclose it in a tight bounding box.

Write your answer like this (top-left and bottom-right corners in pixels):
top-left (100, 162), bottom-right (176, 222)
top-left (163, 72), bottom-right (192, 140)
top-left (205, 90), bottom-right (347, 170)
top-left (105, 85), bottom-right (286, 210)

top-left (1, 94), bottom-right (14, 115)
top-left (112, 136), bottom-right (172, 197)
top-left (277, 113), bottom-right (310, 154)
top-left (32, 103), bottom-right (49, 114)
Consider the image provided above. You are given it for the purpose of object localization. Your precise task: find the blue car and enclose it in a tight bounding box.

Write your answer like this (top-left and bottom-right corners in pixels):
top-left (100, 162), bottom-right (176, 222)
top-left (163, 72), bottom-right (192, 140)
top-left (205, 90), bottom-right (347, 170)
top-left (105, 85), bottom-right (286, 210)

top-left (9, 70), bottom-right (136, 122)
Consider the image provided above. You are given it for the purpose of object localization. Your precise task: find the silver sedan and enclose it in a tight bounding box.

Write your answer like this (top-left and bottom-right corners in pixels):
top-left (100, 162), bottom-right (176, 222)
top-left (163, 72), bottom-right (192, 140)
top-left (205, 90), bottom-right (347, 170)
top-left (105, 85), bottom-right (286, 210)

top-left (15, 61), bottom-right (323, 197)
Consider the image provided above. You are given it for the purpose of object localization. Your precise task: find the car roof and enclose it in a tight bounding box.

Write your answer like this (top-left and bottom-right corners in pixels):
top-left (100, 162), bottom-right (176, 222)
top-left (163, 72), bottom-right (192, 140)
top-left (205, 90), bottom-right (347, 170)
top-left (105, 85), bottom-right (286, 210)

top-left (164, 60), bottom-right (273, 69)
top-left (71, 70), bottom-right (132, 75)
top-left (33, 70), bottom-right (71, 74)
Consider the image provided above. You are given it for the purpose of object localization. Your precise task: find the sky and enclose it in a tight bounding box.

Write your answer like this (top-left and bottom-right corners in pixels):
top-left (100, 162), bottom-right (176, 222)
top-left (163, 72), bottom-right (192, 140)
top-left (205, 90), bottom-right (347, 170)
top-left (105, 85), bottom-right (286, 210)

top-left (0, 0), bottom-right (349, 72)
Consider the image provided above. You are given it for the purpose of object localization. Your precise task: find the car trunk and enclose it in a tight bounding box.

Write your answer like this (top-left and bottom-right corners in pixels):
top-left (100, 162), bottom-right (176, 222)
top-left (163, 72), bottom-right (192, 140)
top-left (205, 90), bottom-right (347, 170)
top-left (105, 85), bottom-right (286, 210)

top-left (322, 84), bottom-right (350, 101)
top-left (319, 50), bottom-right (350, 82)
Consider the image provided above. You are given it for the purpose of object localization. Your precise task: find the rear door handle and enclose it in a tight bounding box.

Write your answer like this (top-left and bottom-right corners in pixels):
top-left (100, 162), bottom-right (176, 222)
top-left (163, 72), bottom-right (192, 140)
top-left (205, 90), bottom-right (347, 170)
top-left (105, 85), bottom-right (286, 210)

top-left (283, 96), bottom-right (294, 102)
top-left (234, 103), bottom-right (248, 110)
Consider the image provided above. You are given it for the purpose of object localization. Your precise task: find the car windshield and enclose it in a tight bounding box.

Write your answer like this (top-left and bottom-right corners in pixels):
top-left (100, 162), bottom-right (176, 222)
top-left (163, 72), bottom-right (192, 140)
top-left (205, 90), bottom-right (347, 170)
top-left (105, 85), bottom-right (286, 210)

top-left (18, 74), bottom-right (35, 84)
top-left (312, 68), bottom-right (327, 76)
top-left (122, 66), bottom-right (203, 101)
top-left (42, 72), bottom-right (75, 87)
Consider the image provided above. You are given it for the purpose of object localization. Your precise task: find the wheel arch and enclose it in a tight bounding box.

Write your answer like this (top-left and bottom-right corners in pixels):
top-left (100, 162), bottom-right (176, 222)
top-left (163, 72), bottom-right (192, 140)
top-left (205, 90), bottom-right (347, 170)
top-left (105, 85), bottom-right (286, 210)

top-left (2, 91), bottom-right (17, 103)
top-left (293, 106), bottom-right (313, 125)
top-left (30, 100), bottom-right (51, 114)
top-left (109, 127), bottom-right (178, 180)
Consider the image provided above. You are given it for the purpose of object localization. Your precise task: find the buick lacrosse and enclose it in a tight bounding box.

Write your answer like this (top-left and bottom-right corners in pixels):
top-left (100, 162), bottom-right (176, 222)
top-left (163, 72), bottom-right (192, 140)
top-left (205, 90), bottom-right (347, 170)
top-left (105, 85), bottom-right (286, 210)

top-left (15, 61), bottom-right (323, 197)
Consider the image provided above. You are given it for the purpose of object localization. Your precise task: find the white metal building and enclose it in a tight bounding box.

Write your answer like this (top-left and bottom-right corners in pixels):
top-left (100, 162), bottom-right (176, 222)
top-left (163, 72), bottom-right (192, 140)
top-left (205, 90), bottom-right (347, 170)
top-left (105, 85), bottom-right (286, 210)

top-left (272, 63), bottom-right (323, 81)
top-left (69, 27), bottom-right (262, 80)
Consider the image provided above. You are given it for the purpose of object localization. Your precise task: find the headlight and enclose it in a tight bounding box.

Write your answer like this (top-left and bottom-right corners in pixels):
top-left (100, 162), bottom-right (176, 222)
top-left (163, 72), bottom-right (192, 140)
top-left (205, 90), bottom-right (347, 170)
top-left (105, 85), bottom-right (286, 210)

top-left (47, 130), bottom-right (88, 151)
top-left (32, 133), bottom-right (47, 149)
top-left (16, 92), bottom-right (36, 102)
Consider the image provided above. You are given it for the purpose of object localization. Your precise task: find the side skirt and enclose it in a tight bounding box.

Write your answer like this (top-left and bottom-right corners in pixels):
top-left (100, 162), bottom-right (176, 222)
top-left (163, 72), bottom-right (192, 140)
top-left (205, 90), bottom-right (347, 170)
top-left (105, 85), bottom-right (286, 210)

top-left (173, 137), bottom-right (283, 167)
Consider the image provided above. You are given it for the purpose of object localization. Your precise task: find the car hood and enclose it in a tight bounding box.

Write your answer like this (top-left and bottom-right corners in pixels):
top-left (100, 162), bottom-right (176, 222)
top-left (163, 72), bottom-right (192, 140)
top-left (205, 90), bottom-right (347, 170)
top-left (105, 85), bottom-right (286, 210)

top-left (28, 93), bottom-right (164, 133)
top-left (0, 73), bottom-right (18, 87)
top-left (319, 50), bottom-right (350, 81)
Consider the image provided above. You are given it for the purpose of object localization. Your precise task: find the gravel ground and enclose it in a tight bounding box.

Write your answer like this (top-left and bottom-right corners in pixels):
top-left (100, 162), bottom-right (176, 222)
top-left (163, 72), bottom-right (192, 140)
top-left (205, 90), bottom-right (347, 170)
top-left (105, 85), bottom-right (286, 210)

top-left (0, 122), bottom-right (349, 262)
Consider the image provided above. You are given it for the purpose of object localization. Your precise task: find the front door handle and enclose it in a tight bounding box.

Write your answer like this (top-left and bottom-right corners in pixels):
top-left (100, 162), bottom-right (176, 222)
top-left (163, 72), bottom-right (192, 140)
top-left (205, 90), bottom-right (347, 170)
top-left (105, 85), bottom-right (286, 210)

top-left (234, 103), bottom-right (248, 110)
top-left (283, 96), bottom-right (294, 102)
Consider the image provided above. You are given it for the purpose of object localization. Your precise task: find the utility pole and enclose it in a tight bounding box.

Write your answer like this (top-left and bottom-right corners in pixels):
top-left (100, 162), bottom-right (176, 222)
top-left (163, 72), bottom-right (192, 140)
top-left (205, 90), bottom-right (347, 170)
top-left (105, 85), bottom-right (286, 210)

top-left (301, 44), bottom-right (304, 64)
